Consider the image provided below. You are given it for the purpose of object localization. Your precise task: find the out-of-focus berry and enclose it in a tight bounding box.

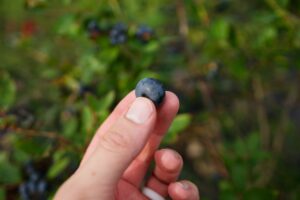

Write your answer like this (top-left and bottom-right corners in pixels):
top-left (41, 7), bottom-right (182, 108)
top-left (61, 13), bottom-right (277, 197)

top-left (136, 25), bottom-right (154, 43)
top-left (109, 23), bottom-right (127, 45)
top-left (85, 19), bottom-right (102, 40)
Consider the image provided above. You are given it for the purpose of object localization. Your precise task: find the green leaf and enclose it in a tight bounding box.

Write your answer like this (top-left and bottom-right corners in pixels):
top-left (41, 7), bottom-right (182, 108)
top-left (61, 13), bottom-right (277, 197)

top-left (47, 152), bottom-right (70, 179)
top-left (210, 18), bottom-right (230, 46)
top-left (81, 105), bottom-right (94, 134)
top-left (77, 54), bottom-right (107, 83)
top-left (0, 153), bottom-right (21, 184)
top-left (276, 0), bottom-right (289, 7)
top-left (0, 72), bottom-right (16, 111)
top-left (163, 114), bottom-right (192, 144)
top-left (227, 58), bottom-right (249, 82)
top-left (0, 187), bottom-right (5, 200)
top-left (13, 136), bottom-right (51, 157)
top-left (99, 48), bottom-right (119, 64)
top-left (254, 27), bottom-right (277, 48)
top-left (231, 163), bottom-right (247, 189)
top-left (62, 117), bottom-right (78, 138)
top-left (244, 188), bottom-right (277, 200)
top-left (55, 14), bottom-right (79, 36)
top-left (234, 139), bottom-right (248, 159)
top-left (97, 91), bottom-right (115, 112)
top-left (86, 91), bottom-right (115, 124)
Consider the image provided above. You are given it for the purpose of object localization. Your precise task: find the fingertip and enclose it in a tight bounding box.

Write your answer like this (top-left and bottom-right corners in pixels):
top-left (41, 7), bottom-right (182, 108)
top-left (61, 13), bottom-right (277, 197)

top-left (168, 181), bottom-right (200, 200)
top-left (163, 91), bottom-right (180, 113)
top-left (155, 149), bottom-right (183, 173)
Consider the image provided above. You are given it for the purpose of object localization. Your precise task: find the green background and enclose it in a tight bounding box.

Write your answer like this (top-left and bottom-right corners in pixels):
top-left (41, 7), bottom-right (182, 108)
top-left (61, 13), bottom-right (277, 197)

top-left (1, 0), bottom-right (300, 199)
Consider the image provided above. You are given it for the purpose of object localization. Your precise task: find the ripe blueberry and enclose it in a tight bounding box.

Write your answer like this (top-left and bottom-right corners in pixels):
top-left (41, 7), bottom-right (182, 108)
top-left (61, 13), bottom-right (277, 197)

top-left (135, 25), bottom-right (154, 43)
top-left (85, 19), bottom-right (101, 40)
top-left (135, 78), bottom-right (165, 106)
top-left (110, 23), bottom-right (127, 45)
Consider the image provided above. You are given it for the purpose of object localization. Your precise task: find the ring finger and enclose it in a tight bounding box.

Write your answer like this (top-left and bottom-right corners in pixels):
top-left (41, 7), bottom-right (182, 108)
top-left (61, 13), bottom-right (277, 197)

top-left (145, 149), bottom-right (183, 197)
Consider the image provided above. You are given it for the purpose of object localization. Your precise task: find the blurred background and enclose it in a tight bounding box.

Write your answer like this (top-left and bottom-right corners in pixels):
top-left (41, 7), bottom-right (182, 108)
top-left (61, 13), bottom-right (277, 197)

top-left (1, 0), bottom-right (300, 199)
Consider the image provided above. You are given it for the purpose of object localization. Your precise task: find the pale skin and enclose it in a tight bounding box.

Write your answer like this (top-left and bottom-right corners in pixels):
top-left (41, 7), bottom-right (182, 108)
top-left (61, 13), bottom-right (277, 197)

top-left (55, 91), bottom-right (200, 200)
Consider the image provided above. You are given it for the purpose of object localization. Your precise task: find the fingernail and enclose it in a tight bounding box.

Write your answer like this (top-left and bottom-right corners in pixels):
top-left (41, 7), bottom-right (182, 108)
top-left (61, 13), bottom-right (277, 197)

top-left (179, 182), bottom-right (189, 190)
top-left (126, 98), bottom-right (153, 124)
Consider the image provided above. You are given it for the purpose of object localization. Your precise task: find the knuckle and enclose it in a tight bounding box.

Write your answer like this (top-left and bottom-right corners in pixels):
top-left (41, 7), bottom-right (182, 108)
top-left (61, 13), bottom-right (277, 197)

top-left (100, 129), bottom-right (132, 153)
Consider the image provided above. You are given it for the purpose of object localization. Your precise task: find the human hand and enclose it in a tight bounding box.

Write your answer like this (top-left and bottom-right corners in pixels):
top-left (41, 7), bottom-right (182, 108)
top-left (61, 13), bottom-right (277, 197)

top-left (54, 91), bottom-right (199, 200)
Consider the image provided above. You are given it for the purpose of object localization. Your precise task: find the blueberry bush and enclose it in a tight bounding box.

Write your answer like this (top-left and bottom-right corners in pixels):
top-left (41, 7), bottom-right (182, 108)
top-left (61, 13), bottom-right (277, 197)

top-left (1, 0), bottom-right (300, 199)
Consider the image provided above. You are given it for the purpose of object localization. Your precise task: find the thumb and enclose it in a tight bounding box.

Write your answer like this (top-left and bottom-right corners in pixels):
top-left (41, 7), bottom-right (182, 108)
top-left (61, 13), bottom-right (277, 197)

top-left (75, 97), bottom-right (156, 196)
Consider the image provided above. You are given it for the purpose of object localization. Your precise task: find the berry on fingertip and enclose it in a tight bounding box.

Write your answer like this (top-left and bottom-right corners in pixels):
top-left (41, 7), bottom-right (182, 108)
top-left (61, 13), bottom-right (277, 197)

top-left (135, 78), bottom-right (165, 106)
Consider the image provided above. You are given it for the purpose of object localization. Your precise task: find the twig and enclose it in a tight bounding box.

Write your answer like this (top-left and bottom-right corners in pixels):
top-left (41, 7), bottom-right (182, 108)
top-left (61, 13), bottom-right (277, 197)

top-left (264, 0), bottom-right (299, 26)
top-left (252, 77), bottom-right (271, 150)
top-left (193, 0), bottom-right (210, 26)
top-left (6, 126), bottom-right (81, 152)
top-left (176, 0), bottom-right (189, 39)
top-left (272, 85), bottom-right (298, 153)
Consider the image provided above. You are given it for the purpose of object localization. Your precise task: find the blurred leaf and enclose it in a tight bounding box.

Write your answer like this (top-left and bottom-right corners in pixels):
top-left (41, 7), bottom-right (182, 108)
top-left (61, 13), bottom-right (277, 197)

top-left (163, 114), bottom-right (191, 144)
top-left (99, 48), bottom-right (119, 64)
top-left (78, 54), bottom-right (107, 82)
top-left (56, 14), bottom-right (80, 36)
top-left (276, 0), bottom-right (289, 7)
top-left (0, 153), bottom-right (21, 184)
top-left (231, 163), bottom-right (247, 189)
top-left (220, 189), bottom-right (237, 200)
top-left (234, 139), bottom-right (248, 159)
top-left (254, 26), bottom-right (277, 48)
top-left (0, 72), bottom-right (16, 111)
top-left (12, 147), bottom-right (30, 164)
top-left (13, 136), bottom-right (51, 157)
top-left (62, 117), bottom-right (78, 138)
top-left (210, 18), bottom-right (230, 46)
top-left (0, 188), bottom-right (4, 200)
top-left (227, 58), bottom-right (249, 82)
top-left (87, 91), bottom-right (115, 116)
top-left (244, 188), bottom-right (277, 200)
top-left (81, 105), bottom-right (94, 134)
top-left (144, 41), bottom-right (159, 53)
top-left (47, 152), bottom-right (70, 179)
top-left (97, 91), bottom-right (115, 112)
top-left (246, 132), bottom-right (260, 154)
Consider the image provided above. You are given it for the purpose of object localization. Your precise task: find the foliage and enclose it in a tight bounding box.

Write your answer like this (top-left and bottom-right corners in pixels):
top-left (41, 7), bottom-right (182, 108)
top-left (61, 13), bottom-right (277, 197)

top-left (1, 0), bottom-right (300, 199)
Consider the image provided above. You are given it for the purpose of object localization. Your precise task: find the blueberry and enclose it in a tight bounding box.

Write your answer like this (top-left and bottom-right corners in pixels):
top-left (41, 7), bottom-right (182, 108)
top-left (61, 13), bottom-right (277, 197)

top-left (136, 25), bottom-right (154, 43)
top-left (109, 23), bottom-right (127, 45)
top-left (37, 180), bottom-right (47, 194)
top-left (19, 183), bottom-right (30, 200)
top-left (85, 19), bottom-right (101, 40)
top-left (19, 162), bottom-right (47, 199)
top-left (135, 78), bottom-right (165, 106)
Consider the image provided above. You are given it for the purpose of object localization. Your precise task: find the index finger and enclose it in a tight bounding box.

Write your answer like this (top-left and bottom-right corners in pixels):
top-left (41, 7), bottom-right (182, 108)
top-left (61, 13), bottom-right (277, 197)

top-left (80, 91), bottom-right (136, 166)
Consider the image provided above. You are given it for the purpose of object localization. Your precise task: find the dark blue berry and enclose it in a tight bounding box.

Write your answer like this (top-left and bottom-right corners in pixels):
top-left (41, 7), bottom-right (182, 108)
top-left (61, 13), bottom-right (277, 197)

top-left (19, 162), bottom-right (47, 200)
top-left (19, 183), bottom-right (30, 200)
top-left (135, 78), bottom-right (165, 106)
top-left (136, 25), bottom-right (154, 43)
top-left (85, 19), bottom-right (101, 40)
top-left (37, 180), bottom-right (47, 194)
top-left (109, 23), bottom-right (127, 45)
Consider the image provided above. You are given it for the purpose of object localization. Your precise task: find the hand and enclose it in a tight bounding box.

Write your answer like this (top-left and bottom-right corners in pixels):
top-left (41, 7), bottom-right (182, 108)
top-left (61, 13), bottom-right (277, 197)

top-left (54, 91), bottom-right (199, 200)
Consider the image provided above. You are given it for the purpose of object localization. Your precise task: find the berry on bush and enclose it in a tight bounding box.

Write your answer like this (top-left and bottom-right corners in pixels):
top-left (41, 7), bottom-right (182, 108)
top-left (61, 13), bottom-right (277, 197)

top-left (135, 78), bottom-right (165, 106)
top-left (85, 19), bottom-right (101, 40)
top-left (109, 23), bottom-right (127, 45)
top-left (19, 163), bottom-right (47, 200)
top-left (135, 25), bottom-right (154, 43)
top-left (21, 20), bottom-right (37, 38)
